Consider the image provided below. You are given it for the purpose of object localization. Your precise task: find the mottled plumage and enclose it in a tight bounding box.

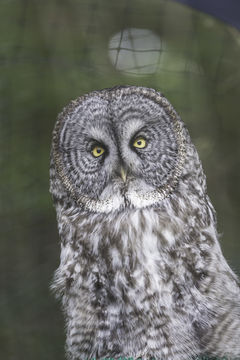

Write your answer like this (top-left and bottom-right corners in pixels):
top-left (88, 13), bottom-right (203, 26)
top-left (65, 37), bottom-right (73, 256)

top-left (50, 86), bottom-right (240, 360)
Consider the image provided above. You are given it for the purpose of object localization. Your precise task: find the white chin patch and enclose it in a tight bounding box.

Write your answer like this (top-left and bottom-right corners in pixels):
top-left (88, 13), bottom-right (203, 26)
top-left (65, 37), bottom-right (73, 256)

top-left (126, 189), bottom-right (159, 208)
top-left (97, 178), bottom-right (161, 212)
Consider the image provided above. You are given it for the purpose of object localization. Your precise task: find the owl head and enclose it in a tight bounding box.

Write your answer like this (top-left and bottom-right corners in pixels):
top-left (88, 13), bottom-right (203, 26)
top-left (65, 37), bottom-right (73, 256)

top-left (50, 86), bottom-right (206, 213)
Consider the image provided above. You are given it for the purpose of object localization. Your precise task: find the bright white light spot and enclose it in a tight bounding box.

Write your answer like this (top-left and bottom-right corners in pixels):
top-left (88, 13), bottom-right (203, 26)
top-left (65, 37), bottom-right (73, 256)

top-left (108, 28), bottom-right (164, 75)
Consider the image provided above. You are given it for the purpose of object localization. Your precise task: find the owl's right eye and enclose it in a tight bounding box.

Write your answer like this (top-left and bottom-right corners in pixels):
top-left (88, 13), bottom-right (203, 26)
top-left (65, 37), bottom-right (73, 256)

top-left (92, 145), bottom-right (105, 158)
top-left (133, 136), bottom-right (147, 149)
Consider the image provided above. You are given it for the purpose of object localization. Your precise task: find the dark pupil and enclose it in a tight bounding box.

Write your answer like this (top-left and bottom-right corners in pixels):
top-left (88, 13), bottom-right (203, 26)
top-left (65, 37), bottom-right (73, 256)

top-left (137, 140), bottom-right (142, 145)
top-left (97, 148), bottom-right (102, 153)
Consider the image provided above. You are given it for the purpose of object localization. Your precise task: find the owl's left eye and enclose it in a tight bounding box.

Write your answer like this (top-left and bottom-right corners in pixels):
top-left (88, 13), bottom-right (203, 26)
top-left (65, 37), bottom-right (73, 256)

top-left (92, 145), bottom-right (105, 157)
top-left (132, 136), bottom-right (147, 149)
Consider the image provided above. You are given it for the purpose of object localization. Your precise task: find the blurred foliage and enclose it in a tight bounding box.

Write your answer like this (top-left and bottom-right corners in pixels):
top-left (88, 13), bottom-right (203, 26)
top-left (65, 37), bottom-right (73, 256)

top-left (0, 0), bottom-right (240, 359)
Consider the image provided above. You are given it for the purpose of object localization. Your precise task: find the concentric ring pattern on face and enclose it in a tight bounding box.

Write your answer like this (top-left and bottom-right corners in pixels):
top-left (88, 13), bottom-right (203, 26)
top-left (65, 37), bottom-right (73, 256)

top-left (52, 86), bottom-right (186, 212)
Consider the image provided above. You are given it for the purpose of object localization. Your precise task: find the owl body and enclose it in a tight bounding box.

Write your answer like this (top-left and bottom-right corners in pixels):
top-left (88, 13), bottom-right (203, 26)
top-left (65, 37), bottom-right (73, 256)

top-left (50, 86), bottom-right (240, 360)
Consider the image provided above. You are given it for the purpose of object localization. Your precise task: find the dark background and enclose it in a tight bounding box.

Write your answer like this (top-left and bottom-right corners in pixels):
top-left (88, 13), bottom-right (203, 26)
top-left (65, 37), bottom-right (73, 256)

top-left (0, 1), bottom-right (240, 359)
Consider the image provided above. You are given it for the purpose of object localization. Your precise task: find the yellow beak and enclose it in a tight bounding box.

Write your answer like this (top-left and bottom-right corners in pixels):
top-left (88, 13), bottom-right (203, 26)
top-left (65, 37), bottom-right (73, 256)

top-left (120, 167), bottom-right (127, 182)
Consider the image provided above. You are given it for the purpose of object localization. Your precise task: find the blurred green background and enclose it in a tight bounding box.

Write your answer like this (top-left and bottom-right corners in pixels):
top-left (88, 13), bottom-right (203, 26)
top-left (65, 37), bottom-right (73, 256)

top-left (0, 0), bottom-right (240, 359)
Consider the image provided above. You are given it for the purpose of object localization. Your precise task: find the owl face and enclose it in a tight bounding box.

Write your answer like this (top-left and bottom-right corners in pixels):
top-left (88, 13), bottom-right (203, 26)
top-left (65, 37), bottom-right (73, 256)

top-left (52, 87), bottom-right (186, 212)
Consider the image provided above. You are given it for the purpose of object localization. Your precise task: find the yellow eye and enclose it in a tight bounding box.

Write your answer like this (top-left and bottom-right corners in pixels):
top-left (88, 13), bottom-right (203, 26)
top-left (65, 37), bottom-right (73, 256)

top-left (92, 146), bottom-right (105, 157)
top-left (133, 137), bottom-right (147, 149)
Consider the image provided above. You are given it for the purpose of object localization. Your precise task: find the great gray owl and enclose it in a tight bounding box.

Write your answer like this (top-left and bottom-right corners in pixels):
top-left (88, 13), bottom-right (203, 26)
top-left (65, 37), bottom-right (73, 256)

top-left (49, 86), bottom-right (240, 360)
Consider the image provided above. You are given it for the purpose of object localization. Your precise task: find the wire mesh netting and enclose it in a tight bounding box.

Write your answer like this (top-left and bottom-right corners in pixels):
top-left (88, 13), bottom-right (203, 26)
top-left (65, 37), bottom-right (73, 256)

top-left (0, 0), bottom-right (240, 359)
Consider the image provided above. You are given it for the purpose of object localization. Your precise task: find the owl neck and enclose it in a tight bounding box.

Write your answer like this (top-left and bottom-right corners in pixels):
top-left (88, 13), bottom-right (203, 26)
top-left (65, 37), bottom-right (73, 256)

top-left (54, 192), bottom-right (220, 294)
